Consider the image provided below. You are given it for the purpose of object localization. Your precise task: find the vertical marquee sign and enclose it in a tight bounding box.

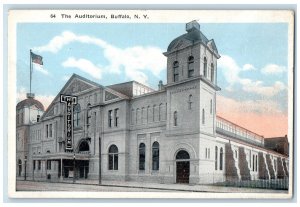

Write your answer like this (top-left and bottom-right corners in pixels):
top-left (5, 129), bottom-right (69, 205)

top-left (60, 94), bottom-right (77, 151)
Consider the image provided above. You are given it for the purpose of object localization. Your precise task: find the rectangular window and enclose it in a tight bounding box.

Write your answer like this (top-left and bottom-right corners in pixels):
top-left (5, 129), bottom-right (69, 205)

top-left (46, 125), bottom-right (48, 137)
top-left (174, 68), bottom-right (179, 82)
top-left (38, 160), bottom-right (41, 170)
top-left (49, 124), bottom-right (52, 137)
top-left (87, 110), bottom-right (91, 126)
top-left (108, 110), bottom-right (112, 127)
top-left (33, 160), bottom-right (36, 170)
top-left (114, 108), bottom-right (119, 127)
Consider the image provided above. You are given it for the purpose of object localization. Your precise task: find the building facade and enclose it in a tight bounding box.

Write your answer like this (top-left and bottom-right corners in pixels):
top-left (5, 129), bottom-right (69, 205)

top-left (16, 21), bottom-right (289, 184)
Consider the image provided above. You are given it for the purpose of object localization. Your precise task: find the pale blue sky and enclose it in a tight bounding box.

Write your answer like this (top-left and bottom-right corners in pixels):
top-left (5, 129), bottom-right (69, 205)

top-left (17, 23), bottom-right (288, 113)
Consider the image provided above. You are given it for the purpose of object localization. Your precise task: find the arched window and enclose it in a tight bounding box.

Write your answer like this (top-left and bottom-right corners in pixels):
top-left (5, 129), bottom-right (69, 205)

top-left (211, 63), bottom-right (214, 83)
top-left (152, 142), bottom-right (159, 171)
top-left (73, 104), bottom-right (81, 127)
top-left (215, 146), bottom-right (218, 170)
top-left (188, 56), bottom-right (194, 78)
top-left (139, 143), bottom-right (146, 170)
top-left (210, 99), bottom-right (213, 114)
top-left (219, 148), bottom-right (223, 170)
top-left (202, 109), bottom-right (205, 125)
top-left (203, 57), bottom-right (207, 77)
top-left (173, 61), bottom-right (179, 82)
top-left (174, 111), bottom-right (178, 126)
top-left (108, 145), bottom-right (118, 170)
top-left (79, 140), bottom-right (89, 152)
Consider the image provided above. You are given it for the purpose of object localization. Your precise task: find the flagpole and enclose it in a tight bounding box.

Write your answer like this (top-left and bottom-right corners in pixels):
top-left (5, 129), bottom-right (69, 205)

top-left (29, 49), bottom-right (32, 95)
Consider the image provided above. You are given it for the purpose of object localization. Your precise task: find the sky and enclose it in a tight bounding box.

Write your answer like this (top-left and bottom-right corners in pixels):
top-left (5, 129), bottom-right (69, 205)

top-left (16, 22), bottom-right (289, 138)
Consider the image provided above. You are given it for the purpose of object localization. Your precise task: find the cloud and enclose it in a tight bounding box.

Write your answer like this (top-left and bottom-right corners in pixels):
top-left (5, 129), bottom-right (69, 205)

top-left (216, 95), bottom-right (287, 137)
top-left (218, 55), bottom-right (286, 96)
top-left (33, 63), bottom-right (49, 75)
top-left (34, 31), bottom-right (166, 84)
top-left (62, 57), bottom-right (102, 80)
top-left (242, 64), bottom-right (256, 71)
top-left (261, 64), bottom-right (286, 74)
top-left (17, 87), bottom-right (55, 110)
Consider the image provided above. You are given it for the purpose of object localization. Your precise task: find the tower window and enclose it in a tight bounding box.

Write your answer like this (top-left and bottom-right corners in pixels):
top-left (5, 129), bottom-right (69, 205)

top-left (188, 95), bottom-right (193, 110)
top-left (211, 63), bottom-right (214, 83)
top-left (174, 111), bottom-right (178, 126)
top-left (188, 56), bottom-right (194, 78)
top-left (173, 61), bottom-right (179, 82)
top-left (203, 57), bottom-right (207, 77)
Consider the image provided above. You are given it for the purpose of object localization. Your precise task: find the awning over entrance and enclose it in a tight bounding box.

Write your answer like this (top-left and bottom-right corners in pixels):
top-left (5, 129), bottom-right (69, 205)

top-left (32, 152), bottom-right (90, 160)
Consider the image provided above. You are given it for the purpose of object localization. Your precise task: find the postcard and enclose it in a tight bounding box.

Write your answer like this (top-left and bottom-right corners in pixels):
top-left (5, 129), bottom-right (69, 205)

top-left (7, 9), bottom-right (294, 199)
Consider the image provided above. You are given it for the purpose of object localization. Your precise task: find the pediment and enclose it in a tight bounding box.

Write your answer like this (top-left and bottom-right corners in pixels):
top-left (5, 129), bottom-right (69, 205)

top-left (170, 39), bottom-right (192, 52)
top-left (62, 78), bottom-right (96, 95)
top-left (104, 90), bottom-right (120, 101)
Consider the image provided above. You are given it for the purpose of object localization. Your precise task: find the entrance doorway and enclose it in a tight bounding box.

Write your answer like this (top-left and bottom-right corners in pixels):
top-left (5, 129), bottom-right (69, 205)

top-left (176, 150), bottom-right (190, 184)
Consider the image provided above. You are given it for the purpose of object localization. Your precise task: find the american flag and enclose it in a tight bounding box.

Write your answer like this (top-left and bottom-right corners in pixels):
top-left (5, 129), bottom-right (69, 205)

top-left (31, 52), bottom-right (43, 65)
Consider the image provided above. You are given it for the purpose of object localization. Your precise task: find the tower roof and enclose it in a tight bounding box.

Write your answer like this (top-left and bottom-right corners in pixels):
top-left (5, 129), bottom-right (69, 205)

top-left (16, 96), bottom-right (45, 111)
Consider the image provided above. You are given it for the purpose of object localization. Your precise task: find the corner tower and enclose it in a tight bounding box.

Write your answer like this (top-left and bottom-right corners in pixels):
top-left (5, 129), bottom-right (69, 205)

top-left (164, 21), bottom-right (221, 136)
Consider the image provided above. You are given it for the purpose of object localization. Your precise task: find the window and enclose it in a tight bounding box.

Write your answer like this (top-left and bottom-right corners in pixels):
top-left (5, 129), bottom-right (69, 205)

top-left (211, 63), bottom-right (214, 82)
top-left (153, 105), bottom-right (156, 122)
top-left (139, 143), bottom-right (146, 170)
top-left (252, 155), bottom-right (255, 171)
top-left (108, 145), bottom-right (118, 170)
top-left (108, 110), bottom-right (112, 127)
top-left (38, 160), bottom-right (41, 170)
top-left (249, 151), bottom-right (252, 168)
top-left (114, 108), bottom-right (119, 127)
top-left (152, 142), bottom-right (159, 171)
top-left (220, 148), bottom-right (224, 170)
top-left (174, 111), bottom-right (178, 126)
top-left (47, 160), bottom-right (51, 170)
top-left (46, 124), bottom-right (48, 137)
top-left (87, 104), bottom-right (91, 126)
top-left (202, 109), bottom-right (205, 125)
top-left (136, 108), bottom-right (141, 124)
top-left (49, 124), bottom-right (52, 137)
top-left (188, 56), bottom-right (194, 78)
top-left (173, 61), bottom-right (179, 82)
top-left (33, 160), bottom-right (36, 170)
top-left (73, 104), bottom-right (81, 127)
top-left (188, 95), bottom-right (193, 110)
top-left (141, 107), bottom-right (146, 124)
top-left (37, 115), bottom-right (40, 122)
top-left (131, 109), bottom-right (135, 125)
top-left (158, 104), bottom-right (163, 121)
top-left (215, 146), bottom-right (218, 170)
top-left (203, 57), bottom-right (207, 77)
top-left (256, 155), bottom-right (258, 172)
top-left (147, 106), bottom-right (151, 123)
top-left (210, 99), bottom-right (213, 114)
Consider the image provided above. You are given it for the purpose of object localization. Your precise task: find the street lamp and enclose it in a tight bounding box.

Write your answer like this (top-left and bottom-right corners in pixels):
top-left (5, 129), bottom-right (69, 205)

top-left (73, 153), bottom-right (75, 184)
top-left (24, 156), bottom-right (27, 181)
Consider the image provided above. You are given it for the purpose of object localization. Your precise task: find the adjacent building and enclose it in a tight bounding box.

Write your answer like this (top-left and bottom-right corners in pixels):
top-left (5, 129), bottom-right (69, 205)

top-left (16, 21), bottom-right (289, 184)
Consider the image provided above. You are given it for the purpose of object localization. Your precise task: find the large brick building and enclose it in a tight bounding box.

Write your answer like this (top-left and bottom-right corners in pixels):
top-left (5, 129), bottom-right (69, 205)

top-left (16, 21), bottom-right (289, 184)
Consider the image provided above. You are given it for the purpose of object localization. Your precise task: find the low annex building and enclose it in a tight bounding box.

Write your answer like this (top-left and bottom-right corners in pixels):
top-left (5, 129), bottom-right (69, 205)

top-left (16, 21), bottom-right (289, 184)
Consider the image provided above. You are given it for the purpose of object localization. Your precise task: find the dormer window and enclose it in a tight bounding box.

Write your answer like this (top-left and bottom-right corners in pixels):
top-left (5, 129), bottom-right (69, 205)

top-left (188, 56), bottom-right (194, 78)
top-left (203, 57), bottom-right (207, 77)
top-left (173, 61), bottom-right (179, 82)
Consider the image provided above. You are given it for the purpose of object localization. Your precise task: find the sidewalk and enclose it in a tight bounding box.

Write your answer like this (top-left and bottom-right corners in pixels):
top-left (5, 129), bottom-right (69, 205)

top-left (17, 178), bottom-right (288, 193)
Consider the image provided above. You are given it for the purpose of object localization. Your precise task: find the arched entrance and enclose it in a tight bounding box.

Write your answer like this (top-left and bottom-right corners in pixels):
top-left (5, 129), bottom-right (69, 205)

top-left (77, 140), bottom-right (90, 179)
top-left (176, 150), bottom-right (190, 184)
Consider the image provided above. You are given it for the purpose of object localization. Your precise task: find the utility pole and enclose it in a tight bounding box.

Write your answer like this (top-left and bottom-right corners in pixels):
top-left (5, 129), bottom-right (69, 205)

top-left (99, 137), bottom-right (101, 185)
